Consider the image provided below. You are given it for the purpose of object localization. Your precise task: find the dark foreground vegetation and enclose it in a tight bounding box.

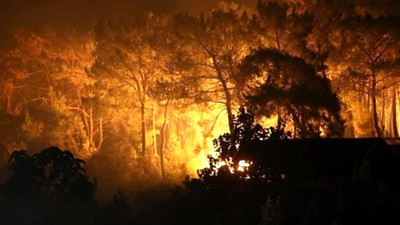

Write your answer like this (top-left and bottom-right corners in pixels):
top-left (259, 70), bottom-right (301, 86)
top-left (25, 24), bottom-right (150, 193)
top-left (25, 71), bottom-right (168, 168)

top-left (1, 109), bottom-right (399, 225)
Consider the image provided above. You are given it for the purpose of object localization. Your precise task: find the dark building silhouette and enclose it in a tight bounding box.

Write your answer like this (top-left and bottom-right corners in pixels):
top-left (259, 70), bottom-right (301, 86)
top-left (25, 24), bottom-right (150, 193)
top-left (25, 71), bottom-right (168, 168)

top-left (236, 138), bottom-right (400, 225)
top-left (238, 138), bottom-right (394, 181)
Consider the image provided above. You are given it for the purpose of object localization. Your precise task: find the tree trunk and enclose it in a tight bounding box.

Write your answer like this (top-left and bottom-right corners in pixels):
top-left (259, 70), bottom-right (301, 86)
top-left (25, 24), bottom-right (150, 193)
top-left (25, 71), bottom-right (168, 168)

top-left (381, 89), bottom-right (385, 133)
top-left (212, 56), bottom-right (234, 133)
top-left (220, 75), bottom-right (233, 134)
top-left (2, 89), bottom-right (13, 115)
top-left (277, 108), bottom-right (283, 128)
top-left (274, 33), bottom-right (285, 129)
top-left (152, 102), bottom-right (157, 156)
top-left (392, 87), bottom-right (398, 137)
top-left (97, 117), bottom-right (104, 151)
top-left (287, 106), bottom-right (301, 138)
top-left (299, 107), bottom-right (308, 138)
top-left (225, 97), bottom-right (234, 134)
top-left (371, 71), bottom-right (381, 137)
top-left (159, 103), bottom-right (169, 180)
top-left (275, 30), bottom-right (281, 50)
top-left (89, 108), bottom-right (94, 148)
top-left (140, 101), bottom-right (146, 157)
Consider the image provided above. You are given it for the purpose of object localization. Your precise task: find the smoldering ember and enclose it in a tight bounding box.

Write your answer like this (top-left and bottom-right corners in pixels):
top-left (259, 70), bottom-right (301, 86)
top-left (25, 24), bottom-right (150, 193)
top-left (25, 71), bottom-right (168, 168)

top-left (0, 0), bottom-right (400, 225)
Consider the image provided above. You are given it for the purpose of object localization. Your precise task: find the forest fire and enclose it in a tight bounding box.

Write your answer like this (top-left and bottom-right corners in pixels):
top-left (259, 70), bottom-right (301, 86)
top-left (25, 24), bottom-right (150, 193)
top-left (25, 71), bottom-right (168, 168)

top-left (1, 1), bottom-right (400, 224)
top-left (237, 160), bottom-right (252, 172)
top-left (0, 0), bottom-right (399, 184)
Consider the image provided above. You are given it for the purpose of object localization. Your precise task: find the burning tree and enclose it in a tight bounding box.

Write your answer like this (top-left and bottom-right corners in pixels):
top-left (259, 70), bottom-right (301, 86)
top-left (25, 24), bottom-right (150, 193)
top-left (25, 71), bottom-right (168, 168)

top-left (2, 0), bottom-right (400, 198)
top-left (0, 28), bottom-right (102, 158)
top-left (92, 13), bottom-right (168, 157)
top-left (337, 16), bottom-right (400, 137)
top-left (171, 4), bottom-right (255, 133)
top-left (198, 107), bottom-right (291, 180)
top-left (256, 0), bottom-right (312, 56)
top-left (240, 48), bottom-right (344, 138)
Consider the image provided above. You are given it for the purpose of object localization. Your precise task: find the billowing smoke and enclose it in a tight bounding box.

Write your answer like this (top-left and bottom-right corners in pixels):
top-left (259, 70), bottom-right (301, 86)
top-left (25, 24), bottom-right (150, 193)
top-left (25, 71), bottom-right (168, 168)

top-left (0, 0), bottom-right (258, 28)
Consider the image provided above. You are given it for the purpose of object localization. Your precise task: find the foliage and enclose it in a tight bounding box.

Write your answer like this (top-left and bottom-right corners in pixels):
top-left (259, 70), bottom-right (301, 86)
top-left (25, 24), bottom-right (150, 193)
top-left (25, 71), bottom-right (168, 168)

top-left (338, 16), bottom-right (400, 137)
top-left (171, 5), bottom-right (255, 132)
top-left (174, 109), bottom-right (291, 225)
top-left (198, 107), bottom-right (291, 180)
top-left (256, 0), bottom-right (313, 56)
top-left (240, 48), bottom-right (344, 138)
top-left (7, 147), bottom-right (95, 200)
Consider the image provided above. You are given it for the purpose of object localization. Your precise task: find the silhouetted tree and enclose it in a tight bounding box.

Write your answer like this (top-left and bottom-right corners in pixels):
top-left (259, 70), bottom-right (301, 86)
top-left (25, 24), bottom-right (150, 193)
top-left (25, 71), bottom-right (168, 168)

top-left (7, 150), bottom-right (41, 192)
top-left (171, 5), bottom-right (255, 133)
top-left (240, 48), bottom-right (344, 138)
top-left (93, 13), bottom-right (167, 157)
top-left (174, 108), bottom-right (290, 225)
top-left (198, 107), bottom-right (291, 180)
top-left (256, 0), bottom-right (312, 57)
top-left (7, 147), bottom-right (95, 200)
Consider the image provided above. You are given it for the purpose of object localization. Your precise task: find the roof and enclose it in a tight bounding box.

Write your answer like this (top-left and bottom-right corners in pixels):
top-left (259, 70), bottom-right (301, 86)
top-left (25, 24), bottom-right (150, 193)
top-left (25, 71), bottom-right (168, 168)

top-left (236, 138), bottom-right (391, 179)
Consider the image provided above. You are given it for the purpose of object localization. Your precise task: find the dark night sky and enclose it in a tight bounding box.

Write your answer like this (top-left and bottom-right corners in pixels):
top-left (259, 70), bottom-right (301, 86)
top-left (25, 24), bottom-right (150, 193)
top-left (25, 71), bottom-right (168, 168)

top-left (0, 0), bottom-right (399, 45)
top-left (0, 0), bottom-right (258, 29)
top-left (1, 0), bottom-right (400, 29)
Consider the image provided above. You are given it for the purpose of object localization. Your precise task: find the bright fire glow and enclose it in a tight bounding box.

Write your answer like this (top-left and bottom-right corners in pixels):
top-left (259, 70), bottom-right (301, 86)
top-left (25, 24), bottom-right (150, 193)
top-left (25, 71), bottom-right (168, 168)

top-left (237, 160), bottom-right (252, 172)
top-left (215, 161), bottom-right (226, 169)
top-left (166, 105), bottom-right (229, 178)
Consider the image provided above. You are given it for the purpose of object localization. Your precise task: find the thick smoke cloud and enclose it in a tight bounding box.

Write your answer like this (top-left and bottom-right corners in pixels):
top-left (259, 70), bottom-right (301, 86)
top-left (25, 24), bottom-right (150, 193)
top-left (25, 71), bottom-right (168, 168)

top-left (0, 0), bottom-right (255, 48)
top-left (1, 0), bottom-right (399, 30)
top-left (0, 0), bottom-right (257, 29)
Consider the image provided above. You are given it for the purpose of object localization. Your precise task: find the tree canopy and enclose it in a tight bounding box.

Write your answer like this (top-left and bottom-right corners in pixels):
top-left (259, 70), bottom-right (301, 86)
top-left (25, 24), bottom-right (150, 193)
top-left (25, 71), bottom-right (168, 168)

top-left (240, 48), bottom-right (344, 138)
top-left (7, 147), bottom-right (95, 200)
